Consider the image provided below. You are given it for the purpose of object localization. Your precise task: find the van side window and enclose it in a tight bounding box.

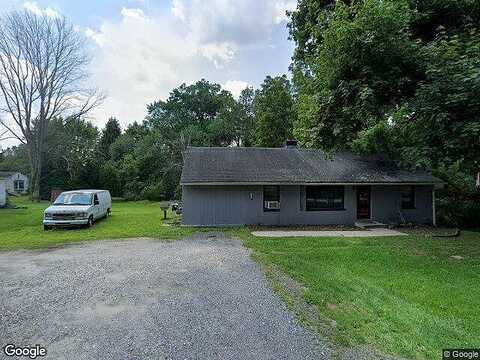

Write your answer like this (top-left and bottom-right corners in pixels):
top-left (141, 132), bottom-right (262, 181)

top-left (94, 194), bottom-right (99, 204)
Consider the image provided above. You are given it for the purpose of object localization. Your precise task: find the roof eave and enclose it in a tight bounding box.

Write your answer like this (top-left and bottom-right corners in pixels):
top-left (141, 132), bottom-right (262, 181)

top-left (181, 181), bottom-right (444, 187)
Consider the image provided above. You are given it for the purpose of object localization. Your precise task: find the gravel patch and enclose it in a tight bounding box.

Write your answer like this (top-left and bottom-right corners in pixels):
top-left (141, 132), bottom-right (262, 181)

top-left (0, 233), bottom-right (330, 360)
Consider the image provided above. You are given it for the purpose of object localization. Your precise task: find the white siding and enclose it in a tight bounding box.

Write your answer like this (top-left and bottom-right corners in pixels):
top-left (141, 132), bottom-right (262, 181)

top-left (5, 173), bottom-right (29, 194)
top-left (0, 180), bottom-right (6, 206)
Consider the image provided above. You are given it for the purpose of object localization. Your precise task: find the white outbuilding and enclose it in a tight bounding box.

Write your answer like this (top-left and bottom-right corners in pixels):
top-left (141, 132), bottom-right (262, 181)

top-left (0, 177), bottom-right (6, 207)
top-left (0, 171), bottom-right (29, 194)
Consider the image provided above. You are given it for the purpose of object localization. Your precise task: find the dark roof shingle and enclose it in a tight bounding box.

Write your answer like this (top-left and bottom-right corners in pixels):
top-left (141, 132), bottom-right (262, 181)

top-left (180, 147), bottom-right (442, 185)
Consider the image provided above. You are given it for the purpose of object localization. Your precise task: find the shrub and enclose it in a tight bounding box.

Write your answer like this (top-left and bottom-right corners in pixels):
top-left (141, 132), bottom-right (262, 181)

top-left (437, 198), bottom-right (480, 229)
top-left (140, 181), bottom-right (166, 201)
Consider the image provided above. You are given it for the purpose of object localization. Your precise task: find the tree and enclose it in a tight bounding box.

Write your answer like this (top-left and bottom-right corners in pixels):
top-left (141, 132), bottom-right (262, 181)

top-left (237, 87), bottom-right (256, 146)
top-left (289, 0), bottom-right (480, 226)
top-left (98, 117), bottom-right (121, 160)
top-left (254, 75), bottom-right (295, 147)
top-left (146, 79), bottom-right (237, 146)
top-left (0, 10), bottom-right (103, 200)
top-left (40, 117), bottom-right (99, 197)
top-left (290, 0), bottom-right (420, 149)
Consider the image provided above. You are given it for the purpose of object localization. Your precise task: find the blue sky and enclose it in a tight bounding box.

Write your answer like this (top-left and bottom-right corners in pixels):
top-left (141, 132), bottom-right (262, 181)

top-left (1, 0), bottom-right (296, 141)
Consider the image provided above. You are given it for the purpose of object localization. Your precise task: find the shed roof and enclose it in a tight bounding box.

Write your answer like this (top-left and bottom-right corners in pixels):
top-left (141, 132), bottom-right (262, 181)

top-left (180, 147), bottom-right (443, 185)
top-left (0, 171), bottom-right (19, 178)
top-left (0, 171), bottom-right (18, 177)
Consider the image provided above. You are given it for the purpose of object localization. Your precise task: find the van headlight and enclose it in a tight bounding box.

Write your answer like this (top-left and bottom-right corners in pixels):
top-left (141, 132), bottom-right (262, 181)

top-left (44, 213), bottom-right (53, 219)
top-left (77, 212), bottom-right (88, 219)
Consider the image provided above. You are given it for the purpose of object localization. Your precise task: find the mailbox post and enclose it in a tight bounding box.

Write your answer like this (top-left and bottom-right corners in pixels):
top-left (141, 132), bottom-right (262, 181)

top-left (160, 201), bottom-right (170, 220)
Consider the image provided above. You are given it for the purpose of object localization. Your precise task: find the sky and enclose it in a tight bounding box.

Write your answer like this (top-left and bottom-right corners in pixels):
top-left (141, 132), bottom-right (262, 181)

top-left (0, 0), bottom-right (297, 148)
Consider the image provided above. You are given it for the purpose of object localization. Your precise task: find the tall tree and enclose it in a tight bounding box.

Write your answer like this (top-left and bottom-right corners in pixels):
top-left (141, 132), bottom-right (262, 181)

top-left (98, 117), bottom-right (121, 160)
top-left (237, 87), bottom-right (256, 147)
top-left (0, 10), bottom-right (102, 200)
top-left (290, 0), bottom-right (419, 149)
top-left (254, 75), bottom-right (295, 147)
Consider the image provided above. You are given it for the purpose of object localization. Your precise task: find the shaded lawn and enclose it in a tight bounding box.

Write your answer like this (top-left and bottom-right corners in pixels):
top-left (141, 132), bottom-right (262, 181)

top-left (233, 228), bottom-right (480, 360)
top-left (0, 197), bottom-right (201, 251)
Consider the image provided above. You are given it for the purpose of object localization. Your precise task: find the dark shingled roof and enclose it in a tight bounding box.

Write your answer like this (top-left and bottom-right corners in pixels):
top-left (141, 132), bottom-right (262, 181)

top-left (180, 147), bottom-right (443, 185)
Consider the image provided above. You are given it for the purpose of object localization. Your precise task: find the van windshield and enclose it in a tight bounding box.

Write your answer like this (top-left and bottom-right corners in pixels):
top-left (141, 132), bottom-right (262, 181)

top-left (53, 193), bottom-right (92, 206)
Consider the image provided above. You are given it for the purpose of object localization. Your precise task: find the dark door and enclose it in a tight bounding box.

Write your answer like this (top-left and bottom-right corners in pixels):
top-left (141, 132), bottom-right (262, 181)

top-left (357, 186), bottom-right (371, 219)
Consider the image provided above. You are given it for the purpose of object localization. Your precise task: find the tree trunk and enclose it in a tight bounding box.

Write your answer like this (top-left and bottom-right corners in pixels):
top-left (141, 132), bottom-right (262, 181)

top-left (28, 145), bottom-right (42, 202)
top-left (32, 155), bottom-right (42, 202)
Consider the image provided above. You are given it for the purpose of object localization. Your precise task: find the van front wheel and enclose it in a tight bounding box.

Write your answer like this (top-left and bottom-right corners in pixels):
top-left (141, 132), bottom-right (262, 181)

top-left (87, 216), bottom-right (94, 228)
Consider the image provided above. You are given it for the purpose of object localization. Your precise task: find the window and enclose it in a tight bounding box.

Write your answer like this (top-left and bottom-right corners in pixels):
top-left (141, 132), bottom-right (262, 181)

top-left (14, 180), bottom-right (24, 191)
top-left (54, 193), bottom-right (93, 206)
top-left (306, 186), bottom-right (344, 211)
top-left (263, 186), bottom-right (280, 212)
top-left (401, 186), bottom-right (415, 209)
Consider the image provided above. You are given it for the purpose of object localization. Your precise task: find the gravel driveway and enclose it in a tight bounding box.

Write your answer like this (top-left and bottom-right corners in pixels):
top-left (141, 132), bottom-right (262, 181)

top-left (0, 233), bottom-right (330, 360)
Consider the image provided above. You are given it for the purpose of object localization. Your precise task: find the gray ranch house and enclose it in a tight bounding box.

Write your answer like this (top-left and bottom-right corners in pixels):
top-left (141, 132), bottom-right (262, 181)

top-left (180, 144), bottom-right (443, 227)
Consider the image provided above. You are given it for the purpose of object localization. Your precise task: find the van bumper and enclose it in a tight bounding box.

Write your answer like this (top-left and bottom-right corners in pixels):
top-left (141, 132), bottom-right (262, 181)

top-left (43, 219), bottom-right (89, 226)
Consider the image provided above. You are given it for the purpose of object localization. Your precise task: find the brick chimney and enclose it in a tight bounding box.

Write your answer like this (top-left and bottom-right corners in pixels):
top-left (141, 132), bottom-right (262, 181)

top-left (284, 139), bottom-right (298, 149)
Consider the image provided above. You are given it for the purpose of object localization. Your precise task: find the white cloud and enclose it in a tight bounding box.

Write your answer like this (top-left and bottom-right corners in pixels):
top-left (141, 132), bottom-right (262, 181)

top-left (273, 1), bottom-right (297, 24)
top-left (171, 0), bottom-right (296, 45)
top-left (223, 80), bottom-right (250, 98)
top-left (171, 0), bottom-right (186, 21)
top-left (120, 7), bottom-right (146, 20)
top-left (23, 1), bottom-right (60, 18)
top-left (84, 1), bottom-right (297, 128)
top-left (85, 27), bottom-right (105, 46)
top-left (87, 9), bottom-right (202, 127)
top-left (200, 42), bottom-right (235, 68)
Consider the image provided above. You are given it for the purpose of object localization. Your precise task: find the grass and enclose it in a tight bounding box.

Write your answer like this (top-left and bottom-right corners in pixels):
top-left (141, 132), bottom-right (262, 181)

top-left (0, 196), bottom-right (201, 251)
top-left (231, 228), bottom-right (480, 360)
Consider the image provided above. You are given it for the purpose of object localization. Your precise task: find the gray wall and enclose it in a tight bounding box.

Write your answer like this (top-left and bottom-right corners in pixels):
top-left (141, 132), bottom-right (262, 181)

top-left (182, 184), bottom-right (434, 226)
top-left (371, 185), bottom-right (433, 224)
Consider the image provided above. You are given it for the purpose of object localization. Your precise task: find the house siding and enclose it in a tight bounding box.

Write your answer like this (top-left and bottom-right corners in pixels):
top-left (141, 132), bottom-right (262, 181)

top-left (371, 185), bottom-right (433, 224)
top-left (182, 184), bottom-right (435, 226)
top-left (0, 180), bottom-right (6, 206)
top-left (4, 173), bottom-right (29, 194)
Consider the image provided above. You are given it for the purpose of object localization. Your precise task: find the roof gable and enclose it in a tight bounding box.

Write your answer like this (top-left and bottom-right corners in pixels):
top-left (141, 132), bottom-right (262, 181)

top-left (180, 147), bottom-right (442, 185)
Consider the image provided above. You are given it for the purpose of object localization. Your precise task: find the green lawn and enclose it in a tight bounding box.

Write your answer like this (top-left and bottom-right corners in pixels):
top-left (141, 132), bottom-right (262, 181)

top-left (0, 197), bottom-right (200, 250)
top-left (233, 228), bottom-right (480, 360)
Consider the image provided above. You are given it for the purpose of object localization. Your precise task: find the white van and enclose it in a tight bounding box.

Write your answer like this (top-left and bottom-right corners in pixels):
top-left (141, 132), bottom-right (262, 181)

top-left (43, 190), bottom-right (112, 230)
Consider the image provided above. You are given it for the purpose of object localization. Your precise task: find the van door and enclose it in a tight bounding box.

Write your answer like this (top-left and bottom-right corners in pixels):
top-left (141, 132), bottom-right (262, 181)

top-left (93, 194), bottom-right (101, 219)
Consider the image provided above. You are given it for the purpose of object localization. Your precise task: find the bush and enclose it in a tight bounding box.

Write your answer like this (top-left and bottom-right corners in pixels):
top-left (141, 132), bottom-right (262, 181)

top-left (123, 180), bottom-right (144, 201)
top-left (437, 198), bottom-right (480, 229)
top-left (140, 181), bottom-right (166, 201)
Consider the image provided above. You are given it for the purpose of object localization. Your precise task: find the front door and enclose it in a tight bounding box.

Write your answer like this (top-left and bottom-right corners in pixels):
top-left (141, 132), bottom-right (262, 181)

top-left (357, 186), bottom-right (371, 219)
